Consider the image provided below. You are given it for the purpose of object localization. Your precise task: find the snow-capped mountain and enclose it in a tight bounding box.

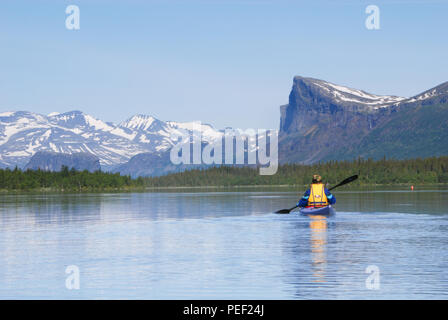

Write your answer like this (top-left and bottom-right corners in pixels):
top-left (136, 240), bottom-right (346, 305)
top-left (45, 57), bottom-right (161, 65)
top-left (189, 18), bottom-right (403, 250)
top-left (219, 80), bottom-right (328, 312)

top-left (0, 111), bottom-right (222, 169)
top-left (316, 81), bottom-right (405, 107)
top-left (295, 76), bottom-right (448, 111)
top-left (294, 77), bottom-right (406, 110)
top-left (119, 114), bottom-right (222, 153)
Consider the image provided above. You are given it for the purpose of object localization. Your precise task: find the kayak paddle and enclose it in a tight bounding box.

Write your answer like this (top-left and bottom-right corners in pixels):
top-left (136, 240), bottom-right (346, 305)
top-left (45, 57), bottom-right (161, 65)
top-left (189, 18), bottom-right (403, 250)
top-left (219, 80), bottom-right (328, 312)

top-left (328, 174), bottom-right (358, 191)
top-left (274, 174), bottom-right (358, 214)
top-left (276, 205), bottom-right (299, 214)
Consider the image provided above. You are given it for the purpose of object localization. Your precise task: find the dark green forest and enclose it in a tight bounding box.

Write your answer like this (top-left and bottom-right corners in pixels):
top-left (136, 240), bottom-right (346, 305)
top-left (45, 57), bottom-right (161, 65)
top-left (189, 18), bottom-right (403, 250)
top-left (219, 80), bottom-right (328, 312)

top-left (0, 166), bottom-right (144, 191)
top-left (1, 157), bottom-right (448, 191)
top-left (144, 156), bottom-right (448, 187)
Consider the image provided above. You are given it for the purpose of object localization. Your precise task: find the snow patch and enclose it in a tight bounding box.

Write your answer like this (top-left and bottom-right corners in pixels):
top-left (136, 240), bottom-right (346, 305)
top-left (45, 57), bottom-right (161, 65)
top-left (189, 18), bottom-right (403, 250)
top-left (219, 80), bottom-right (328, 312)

top-left (110, 127), bottom-right (137, 140)
top-left (139, 135), bottom-right (150, 143)
top-left (84, 114), bottom-right (114, 131)
top-left (313, 80), bottom-right (406, 109)
top-left (121, 115), bottom-right (156, 131)
top-left (49, 143), bottom-right (59, 152)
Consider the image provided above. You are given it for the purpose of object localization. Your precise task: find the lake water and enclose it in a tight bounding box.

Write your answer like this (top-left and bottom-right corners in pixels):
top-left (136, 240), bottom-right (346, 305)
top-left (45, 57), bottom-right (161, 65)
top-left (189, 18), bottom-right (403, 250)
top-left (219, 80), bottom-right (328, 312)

top-left (0, 188), bottom-right (447, 299)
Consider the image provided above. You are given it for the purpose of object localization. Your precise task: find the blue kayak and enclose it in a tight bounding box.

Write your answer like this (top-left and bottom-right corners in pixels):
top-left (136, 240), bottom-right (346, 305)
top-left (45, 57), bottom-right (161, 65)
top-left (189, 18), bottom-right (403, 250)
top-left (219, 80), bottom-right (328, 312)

top-left (299, 205), bottom-right (335, 216)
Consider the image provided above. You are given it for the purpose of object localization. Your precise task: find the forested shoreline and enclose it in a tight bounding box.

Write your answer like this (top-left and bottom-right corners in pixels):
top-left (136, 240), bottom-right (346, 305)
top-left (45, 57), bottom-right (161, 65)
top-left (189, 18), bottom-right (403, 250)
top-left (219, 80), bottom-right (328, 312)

top-left (0, 166), bottom-right (145, 191)
top-left (1, 157), bottom-right (448, 191)
top-left (144, 157), bottom-right (448, 187)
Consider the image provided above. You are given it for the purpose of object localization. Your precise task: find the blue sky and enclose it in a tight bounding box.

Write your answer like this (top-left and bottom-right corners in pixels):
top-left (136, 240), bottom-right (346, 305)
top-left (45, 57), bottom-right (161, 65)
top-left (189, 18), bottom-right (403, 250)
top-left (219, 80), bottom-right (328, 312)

top-left (0, 0), bottom-right (447, 129)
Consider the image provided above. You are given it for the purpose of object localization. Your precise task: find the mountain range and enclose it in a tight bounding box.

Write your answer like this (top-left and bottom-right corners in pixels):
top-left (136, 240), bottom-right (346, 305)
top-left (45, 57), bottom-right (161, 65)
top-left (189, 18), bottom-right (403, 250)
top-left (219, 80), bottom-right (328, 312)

top-left (0, 110), bottom-right (221, 171)
top-left (1, 76), bottom-right (447, 176)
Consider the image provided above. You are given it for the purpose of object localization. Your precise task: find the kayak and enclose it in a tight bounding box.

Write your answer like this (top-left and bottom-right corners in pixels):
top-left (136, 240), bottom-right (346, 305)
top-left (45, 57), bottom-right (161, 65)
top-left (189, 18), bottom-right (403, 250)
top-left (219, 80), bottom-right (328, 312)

top-left (299, 205), bottom-right (335, 216)
top-left (300, 206), bottom-right (335, 216)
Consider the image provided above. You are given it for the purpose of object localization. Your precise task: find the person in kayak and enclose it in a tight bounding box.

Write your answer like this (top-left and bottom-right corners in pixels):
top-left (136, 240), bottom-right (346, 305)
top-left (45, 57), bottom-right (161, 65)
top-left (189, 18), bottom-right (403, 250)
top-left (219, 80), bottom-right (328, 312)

top-left (298, 175), bottom-right (336, 208)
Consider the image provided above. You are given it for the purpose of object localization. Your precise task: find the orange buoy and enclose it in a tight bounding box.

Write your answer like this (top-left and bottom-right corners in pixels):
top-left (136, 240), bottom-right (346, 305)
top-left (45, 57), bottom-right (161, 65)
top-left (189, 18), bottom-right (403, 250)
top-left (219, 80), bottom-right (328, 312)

top-left (411, 185), bottom-right (414, 191)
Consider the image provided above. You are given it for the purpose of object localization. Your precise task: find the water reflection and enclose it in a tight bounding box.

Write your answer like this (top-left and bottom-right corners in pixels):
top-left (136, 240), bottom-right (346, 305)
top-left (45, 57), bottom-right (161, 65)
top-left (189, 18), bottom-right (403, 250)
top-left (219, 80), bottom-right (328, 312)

top-left (309, 215), bottom-right (328, 283)
top-left (1, 190), bottom-right (448, 299)
top-left (0, 193), bottom-right (102, 226)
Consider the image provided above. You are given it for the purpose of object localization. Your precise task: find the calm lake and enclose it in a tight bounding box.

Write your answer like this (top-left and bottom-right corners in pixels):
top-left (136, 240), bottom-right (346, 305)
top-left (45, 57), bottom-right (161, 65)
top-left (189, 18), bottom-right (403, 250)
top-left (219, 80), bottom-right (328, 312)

top-left (0, 188), bottom-right (447, 299)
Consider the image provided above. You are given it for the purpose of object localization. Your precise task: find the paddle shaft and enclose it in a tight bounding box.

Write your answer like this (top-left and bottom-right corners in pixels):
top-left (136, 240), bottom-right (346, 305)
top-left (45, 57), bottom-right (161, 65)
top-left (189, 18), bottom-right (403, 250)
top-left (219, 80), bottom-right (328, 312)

top-left (328, 175), bottom-right (358, 191)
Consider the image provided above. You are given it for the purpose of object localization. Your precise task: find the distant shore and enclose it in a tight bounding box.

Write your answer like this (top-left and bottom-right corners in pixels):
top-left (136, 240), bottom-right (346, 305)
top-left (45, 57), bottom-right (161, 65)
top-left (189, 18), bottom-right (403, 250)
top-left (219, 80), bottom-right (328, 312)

top-left (2, 156), bottom-right (448, 192)
top-left (1, 183), bottom-right (446, 194)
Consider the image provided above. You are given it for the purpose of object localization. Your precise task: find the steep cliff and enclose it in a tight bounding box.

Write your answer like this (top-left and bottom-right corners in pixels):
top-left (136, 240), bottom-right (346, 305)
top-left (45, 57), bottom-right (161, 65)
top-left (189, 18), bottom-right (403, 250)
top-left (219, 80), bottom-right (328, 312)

top-left (279, 76), bottom-right (448, 163)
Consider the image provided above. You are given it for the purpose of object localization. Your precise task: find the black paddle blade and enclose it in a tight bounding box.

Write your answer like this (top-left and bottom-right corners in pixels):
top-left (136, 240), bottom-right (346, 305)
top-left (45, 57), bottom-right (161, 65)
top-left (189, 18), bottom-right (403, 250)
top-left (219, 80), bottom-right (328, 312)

top-left (275, 205), bottom-right (298, 214)
top-left (275, 209), bottom-right (291, 214)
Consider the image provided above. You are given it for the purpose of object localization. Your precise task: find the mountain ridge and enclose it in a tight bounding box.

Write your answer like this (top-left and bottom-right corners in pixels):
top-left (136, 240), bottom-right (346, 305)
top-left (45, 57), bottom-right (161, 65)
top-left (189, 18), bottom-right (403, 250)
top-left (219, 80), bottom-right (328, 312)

top-left (0, 110), bottom-right (222, 169)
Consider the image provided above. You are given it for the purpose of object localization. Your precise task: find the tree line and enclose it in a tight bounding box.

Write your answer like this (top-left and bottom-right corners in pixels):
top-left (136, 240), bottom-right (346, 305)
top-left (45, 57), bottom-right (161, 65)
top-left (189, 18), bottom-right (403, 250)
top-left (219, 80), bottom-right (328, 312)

top-left (144, 156), bottom-right (448, 187)
top-left (0, 166), bottom-right (144, 191)
top-left (1, 157), bottom-right (448, 191)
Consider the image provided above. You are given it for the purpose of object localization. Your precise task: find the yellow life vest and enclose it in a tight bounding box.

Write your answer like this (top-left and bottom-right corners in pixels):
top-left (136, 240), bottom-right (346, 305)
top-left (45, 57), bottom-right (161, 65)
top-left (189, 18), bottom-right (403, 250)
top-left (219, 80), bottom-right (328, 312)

top-left (308, 183), bottom-right (328, 207)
